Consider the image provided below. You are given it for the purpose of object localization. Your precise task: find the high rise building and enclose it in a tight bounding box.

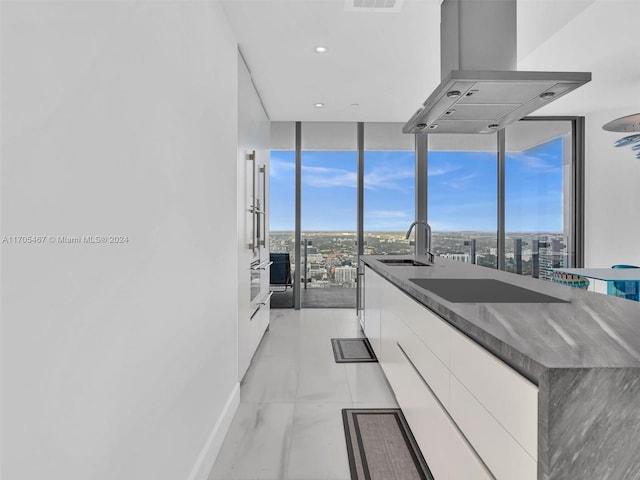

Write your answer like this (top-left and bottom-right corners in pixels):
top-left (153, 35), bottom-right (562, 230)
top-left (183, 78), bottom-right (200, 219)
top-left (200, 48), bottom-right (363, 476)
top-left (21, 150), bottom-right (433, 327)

top-left (440, 253), bottom-right (471, 263)
top-left (538, 236), bottom-right (567, 280)
top-left (334, 265), bottom-right (357, 285)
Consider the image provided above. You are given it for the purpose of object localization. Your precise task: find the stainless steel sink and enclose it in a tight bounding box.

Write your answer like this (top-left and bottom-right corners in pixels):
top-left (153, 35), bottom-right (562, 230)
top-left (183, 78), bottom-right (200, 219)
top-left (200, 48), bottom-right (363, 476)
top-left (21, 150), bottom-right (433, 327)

top-left (379, 259), bottom-right (430, 267)
top-left (409, 278), bottom-right (568, 303)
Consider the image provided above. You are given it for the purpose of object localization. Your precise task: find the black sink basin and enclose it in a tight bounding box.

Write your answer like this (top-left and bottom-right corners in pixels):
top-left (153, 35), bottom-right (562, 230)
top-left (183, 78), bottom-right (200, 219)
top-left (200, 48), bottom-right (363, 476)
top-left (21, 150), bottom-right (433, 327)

top-left (379, 259), bottom-right (430, 267)
top-left (409, 278), bottom-right (568, 303)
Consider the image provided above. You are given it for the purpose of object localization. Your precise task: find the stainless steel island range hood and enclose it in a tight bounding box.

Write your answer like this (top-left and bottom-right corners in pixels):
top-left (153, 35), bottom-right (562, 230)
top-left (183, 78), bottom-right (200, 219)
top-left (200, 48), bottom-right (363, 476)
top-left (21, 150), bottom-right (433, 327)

top-left (403, 0), bottom-right (591, 135)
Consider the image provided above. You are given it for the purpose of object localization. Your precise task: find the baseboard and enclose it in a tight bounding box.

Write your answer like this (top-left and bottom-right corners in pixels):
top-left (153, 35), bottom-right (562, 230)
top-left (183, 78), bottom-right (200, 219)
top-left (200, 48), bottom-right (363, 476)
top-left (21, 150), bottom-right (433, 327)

top-left (187, 382), bottom-right (240, 480)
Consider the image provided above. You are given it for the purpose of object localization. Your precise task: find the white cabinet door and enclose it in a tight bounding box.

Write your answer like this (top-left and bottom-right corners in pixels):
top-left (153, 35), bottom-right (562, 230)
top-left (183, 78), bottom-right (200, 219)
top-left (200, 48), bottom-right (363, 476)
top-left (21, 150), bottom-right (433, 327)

top-left (392, 342), bottom-right (492, 480)
top-left (449, 328), bottom-right (538, 459)
top-left (380, 281), bottom-right (450, 406)
top-left (395, 314), bottom-right (450, 408)
top-left (389, 341), bottom-right (450, 480)
top-left (447, 423), bottom-right (494, 480)
top-left (363, 266), bottom-right (382, 357)
top-left (449, 376), bottom-right (537, 480)
top-left (399, 290), bottom-right (451, 368)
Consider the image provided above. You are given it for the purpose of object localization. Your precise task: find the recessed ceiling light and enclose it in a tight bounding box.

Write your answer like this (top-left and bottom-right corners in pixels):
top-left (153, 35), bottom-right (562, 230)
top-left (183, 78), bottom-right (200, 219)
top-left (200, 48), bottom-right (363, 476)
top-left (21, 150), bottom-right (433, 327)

top-left (314, 103), bottom-right (324, 108)
top-left (351, 103), bottom-right (359, 107)
top-left (314, 46), bottom-right (328, 54)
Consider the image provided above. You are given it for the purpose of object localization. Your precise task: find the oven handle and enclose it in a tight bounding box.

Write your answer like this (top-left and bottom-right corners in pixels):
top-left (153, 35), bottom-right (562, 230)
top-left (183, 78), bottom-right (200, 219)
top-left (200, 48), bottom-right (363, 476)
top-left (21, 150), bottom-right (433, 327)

top-left (259, 291), bottom-right (274, 305)
top-left (250, 291), bottom-right (273, 321)
top-left (248, 150), bottom-right (257, 251)
top-left (251, 260), bottom-right (273, 271)
top-left (260, 165), bottom-right (267, 247)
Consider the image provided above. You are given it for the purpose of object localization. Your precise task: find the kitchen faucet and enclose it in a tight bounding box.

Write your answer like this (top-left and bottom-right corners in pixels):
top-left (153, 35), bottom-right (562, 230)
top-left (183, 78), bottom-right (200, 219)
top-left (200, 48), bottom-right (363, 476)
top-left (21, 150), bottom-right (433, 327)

top-left (406, 221), bottom-right (434, 263)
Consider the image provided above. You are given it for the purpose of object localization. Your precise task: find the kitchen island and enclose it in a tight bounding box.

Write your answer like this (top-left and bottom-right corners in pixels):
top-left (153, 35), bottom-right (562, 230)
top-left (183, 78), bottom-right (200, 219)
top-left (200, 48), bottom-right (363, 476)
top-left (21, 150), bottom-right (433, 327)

top-left (362, 255), bottom-right (640, 480)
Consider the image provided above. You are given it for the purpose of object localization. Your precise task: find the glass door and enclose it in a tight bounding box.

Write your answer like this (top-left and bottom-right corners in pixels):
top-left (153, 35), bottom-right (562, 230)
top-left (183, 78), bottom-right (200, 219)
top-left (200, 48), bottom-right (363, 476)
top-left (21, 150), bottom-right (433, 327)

top-left (363, 123), bottom-right (416, 256)
top-left (269, 122), bottom-right (296, 309)
top-left (300, 123), bottom-right (357, 308)
top-left (427, 134), bottom-right (498, 267)
top-left (504, 119), bottom-right (576, 280)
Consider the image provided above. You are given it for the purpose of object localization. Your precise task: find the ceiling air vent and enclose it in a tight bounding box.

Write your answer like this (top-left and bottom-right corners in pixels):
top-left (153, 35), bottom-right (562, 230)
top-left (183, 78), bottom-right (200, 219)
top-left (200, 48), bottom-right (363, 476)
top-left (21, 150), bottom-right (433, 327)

top-left (345, 0), bottom-right (404, 13)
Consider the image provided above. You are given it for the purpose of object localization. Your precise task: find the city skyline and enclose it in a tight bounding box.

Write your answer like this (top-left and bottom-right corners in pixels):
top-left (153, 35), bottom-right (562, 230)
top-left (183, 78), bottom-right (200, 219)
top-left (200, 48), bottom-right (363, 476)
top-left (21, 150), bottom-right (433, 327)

top-left (270, 136), bottom-right (565, 233)
top-left (270, 230), bottom-right (571, 287)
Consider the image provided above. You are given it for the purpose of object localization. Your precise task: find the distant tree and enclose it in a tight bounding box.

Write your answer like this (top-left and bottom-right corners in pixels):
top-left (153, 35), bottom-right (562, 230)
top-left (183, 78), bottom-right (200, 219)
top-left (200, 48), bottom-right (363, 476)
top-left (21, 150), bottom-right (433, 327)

top-left (477, 254), bottom-right (496, 268)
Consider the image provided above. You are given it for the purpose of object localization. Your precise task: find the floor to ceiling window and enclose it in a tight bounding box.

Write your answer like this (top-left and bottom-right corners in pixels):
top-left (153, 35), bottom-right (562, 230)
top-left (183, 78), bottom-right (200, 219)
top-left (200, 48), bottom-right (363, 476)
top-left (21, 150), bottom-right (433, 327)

top-left (363, 123), bottom-right (415, 256)
top-left (269, 149), bottom-right (296, 253)
top-left (269, 122), bottom-right (296, 309)
top-left (504, 119), bottom-right (576, 279)
top-left (425, 118), bottom-right (582, 273)
top-left (269, 122), bottom-right (296, 256)
top-left (300, 122), bottom-right (358, 308)
top-left (428, 134), bottom-right (498, 267)
top-left (269, 122), bottom-right (417, 309)
top-left (269, 118), bottom-right (584, 310)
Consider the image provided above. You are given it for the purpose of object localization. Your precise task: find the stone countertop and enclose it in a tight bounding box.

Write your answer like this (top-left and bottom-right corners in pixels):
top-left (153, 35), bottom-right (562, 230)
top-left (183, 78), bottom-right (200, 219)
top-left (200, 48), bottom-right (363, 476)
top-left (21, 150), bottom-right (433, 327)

top-left (362, 255), bottom-right (640, 384)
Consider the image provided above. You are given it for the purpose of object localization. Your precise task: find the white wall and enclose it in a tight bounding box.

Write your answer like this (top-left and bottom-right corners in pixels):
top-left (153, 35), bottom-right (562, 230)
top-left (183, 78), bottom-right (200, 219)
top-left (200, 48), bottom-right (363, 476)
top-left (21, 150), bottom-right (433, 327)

top-left (584, 110), bottom-right (640, 268)
top-left (516, 0), bottom-right (640, 270)
top-left (1, 2), bottom-right (240, 480)
top-left (237, 55), bottom-right (270, 380)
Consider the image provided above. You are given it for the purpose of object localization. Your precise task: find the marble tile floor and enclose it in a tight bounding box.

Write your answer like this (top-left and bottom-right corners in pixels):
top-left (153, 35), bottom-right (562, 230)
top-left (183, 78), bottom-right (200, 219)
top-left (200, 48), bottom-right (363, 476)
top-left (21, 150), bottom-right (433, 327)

top-left (209, 308), bottom-right (398, 480)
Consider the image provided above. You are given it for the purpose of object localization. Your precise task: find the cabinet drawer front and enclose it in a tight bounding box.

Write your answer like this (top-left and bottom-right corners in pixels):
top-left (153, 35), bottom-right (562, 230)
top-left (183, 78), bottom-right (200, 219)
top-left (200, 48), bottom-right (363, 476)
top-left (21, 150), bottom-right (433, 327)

top-left (450, 376), bottom-right (537, 480)
top-left (447, 422), bottom-right (494, 480)
top-left (394, 344), bottom-right (493, 480)
top-left (379, 309), bottom-right (402, 375)
top-left (392, 353), bottom-right (450, 480)
top-left (364, 267), bottom-right (382, 357)
top-left (396, 319), bottom-right (449, 407)
top-left (449, 329), bottom-right (538, 459)
top-left (387, 285), bottom-right (451, 367)
top-left (402, 293), bottom-right (451, 367)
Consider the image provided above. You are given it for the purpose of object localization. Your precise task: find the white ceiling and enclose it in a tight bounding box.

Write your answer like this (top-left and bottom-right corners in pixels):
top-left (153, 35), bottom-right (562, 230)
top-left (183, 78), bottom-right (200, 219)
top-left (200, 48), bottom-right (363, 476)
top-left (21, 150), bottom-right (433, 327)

top-left (221, 0), bottom-right (640, 122)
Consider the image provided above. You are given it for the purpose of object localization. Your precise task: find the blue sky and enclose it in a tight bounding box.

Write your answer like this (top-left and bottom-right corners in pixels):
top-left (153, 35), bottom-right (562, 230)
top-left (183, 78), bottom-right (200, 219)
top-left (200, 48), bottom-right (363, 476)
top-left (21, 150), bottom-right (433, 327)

top-left (269, 137), bottom-right (564, 232)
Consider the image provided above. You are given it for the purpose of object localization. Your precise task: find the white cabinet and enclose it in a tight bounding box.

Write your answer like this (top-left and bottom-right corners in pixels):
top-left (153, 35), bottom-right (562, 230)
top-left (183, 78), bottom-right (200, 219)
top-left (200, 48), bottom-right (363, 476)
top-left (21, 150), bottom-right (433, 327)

top-left (401, 345), bottom-right (487, 480)
top-left (237, 56), bottom-right (270, 381)
top-left (449, 376), bottom-right (537, 480)
top-left (394, 307), bottom-right (450, 407)
top-left (449, 328), bottom-right (538, 460)
top-left (364, 266), bottom-right (539, 480)
top-left (398, 287), bottom-right (451, 368)
top-left (363, 266), bottom-right (382, 357)
top-left (385, 337), bottom-right (491, 480)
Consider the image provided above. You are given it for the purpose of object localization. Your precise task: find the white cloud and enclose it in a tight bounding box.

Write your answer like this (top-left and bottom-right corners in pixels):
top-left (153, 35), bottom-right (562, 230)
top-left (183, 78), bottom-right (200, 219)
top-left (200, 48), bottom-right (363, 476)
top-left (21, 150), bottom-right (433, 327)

top-left (270, 159), bottom-right (295, 179)
top-left (302, 164), bottom-right (357, 188)
top-left (364, 167), bottom-right (415, 190)
top-left (508, 153), bottom-right (561, 173)
top-left (367, 210), bottom-right (411, 219)
top-left (286, 164), bottom-right (417, 190)
top-left (272, 158), bottom-right (468, 191)
top-left (439, 173), bottom-right (479, 190)
top-left (428, 163), bottom-right (462, 176)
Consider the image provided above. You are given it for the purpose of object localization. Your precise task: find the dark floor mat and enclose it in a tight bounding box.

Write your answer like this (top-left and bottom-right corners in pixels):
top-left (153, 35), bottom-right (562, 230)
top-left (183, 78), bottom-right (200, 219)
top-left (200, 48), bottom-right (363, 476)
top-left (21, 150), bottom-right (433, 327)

top-left (342, 408), bottom-right (433, 480)
top-left (331, 338), bottom-right (377, 363)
